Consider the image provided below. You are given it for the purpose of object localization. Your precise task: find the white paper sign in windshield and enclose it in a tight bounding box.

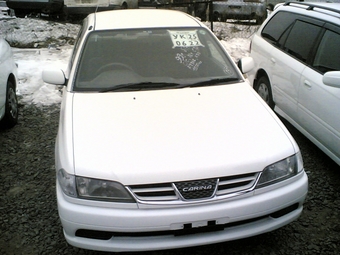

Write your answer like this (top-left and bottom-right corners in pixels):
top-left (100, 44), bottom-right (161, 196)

top-left (168, 30), bottom-right (204, 48)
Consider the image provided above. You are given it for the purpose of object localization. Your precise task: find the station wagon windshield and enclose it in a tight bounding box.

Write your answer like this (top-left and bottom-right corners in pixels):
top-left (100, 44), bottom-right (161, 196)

top-left (73, 28), bottom-right (241, 91)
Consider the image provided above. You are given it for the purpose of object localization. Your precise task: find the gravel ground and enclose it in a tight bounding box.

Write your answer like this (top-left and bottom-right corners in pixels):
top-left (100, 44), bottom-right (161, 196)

top-left (1, 104), bottom-right (340, 255)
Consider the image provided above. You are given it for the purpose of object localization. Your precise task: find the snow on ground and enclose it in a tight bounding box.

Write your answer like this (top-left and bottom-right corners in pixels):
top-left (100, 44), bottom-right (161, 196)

top-left (12, 46), bottom-right (71, 106)
top-left (0, 14), bottom-right (258, 106)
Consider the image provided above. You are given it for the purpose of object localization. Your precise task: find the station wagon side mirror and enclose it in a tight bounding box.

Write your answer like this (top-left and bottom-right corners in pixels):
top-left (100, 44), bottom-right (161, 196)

top-left (323, 71), bottom-right (340, 88)
top-left (237, 57), bottom-right (255, 74)
top-left (42, 68), bottom-right (67, 86)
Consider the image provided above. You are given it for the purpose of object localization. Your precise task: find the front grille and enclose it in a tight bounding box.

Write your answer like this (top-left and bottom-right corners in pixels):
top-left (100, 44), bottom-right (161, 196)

top-left (128, 172), bottom-right (259, 202)
top-left (174, 178), bottom-right (217, 200)
top-left (216, 173), bottom-right (259, 196)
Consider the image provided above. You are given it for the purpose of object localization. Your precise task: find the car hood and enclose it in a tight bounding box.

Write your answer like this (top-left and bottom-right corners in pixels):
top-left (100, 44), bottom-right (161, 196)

top-left (71, 83), bottom-right (296, 185)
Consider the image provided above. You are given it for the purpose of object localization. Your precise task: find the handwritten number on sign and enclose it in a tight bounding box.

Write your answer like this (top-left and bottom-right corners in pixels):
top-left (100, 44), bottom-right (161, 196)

top-left (169, 30), bottom-right (204, 48)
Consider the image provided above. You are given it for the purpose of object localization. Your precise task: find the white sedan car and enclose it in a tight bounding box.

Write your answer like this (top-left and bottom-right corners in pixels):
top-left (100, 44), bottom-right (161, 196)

top-left (0, 38), bottom-right (18, 128)
top-left (43, 9), bottom-right (308, 252)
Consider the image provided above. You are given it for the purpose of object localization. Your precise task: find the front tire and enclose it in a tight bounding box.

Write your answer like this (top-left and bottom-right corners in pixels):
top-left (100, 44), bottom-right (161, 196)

top-left (254, 76), bottom-right (274, 109)
top-left (1, 80), bottom-right (18, 128)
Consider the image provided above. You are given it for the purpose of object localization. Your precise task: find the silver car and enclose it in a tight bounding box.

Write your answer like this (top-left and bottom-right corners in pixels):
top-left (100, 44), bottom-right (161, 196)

top-left (213, 0), bottom-right (267, 24)
top-left (5, 0), bottom-right (64, 17)
top-left (0, 1), bottom-right (10, 16)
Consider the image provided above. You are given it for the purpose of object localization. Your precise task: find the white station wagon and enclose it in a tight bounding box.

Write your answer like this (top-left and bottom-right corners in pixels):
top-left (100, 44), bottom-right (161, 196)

top-left (246, 2), bottom-right (340, 166)
top-left (43, 9), bottom-right (308, 252)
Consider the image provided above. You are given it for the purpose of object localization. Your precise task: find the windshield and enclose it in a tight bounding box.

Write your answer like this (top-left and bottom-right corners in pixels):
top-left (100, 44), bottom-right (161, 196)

top-left (73, 27), bottom-right (241, 91)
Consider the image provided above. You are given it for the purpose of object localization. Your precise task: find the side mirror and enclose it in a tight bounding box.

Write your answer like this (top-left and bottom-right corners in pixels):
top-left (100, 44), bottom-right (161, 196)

top-left (323, 71), bottom-right (340, 88)
top-left (238, 57), bottom-right (254, 74)
top-left (42, 68), bottom-right (66, 85)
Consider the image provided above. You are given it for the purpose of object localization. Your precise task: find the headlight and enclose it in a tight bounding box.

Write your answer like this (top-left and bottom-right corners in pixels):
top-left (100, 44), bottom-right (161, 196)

top-left (256, 152), bottom-right (303, 188)
top-left (76, 176), bottom-right (135, 202)
top-left (57, 169), bottom-right (135, 202)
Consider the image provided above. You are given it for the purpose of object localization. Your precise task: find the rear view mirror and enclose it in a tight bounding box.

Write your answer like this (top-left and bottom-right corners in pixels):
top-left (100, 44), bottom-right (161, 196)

top-left (42, 68), bottom-right (66, 86)
top-left (238, 57), bottom-right (254, 74)
top-left (323, 71), bottom-right (340, 88)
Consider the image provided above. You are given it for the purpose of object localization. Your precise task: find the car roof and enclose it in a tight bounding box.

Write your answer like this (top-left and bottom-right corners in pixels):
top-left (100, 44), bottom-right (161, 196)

top-left (276, 2), bottom-right (340, 19)
top-left (272, 2), bottom-right (340, 27)
top-left (89, 9), bottom-right (203, 31)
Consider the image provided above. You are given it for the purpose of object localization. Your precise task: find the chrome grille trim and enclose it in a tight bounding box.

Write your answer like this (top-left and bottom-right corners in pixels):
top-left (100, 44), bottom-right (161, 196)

top-left (129, 184), bottom-right (178, 201)
top-left (217, 173), bottom-right (259, 196)
top-left (127, 172), bottom-right (260, 204)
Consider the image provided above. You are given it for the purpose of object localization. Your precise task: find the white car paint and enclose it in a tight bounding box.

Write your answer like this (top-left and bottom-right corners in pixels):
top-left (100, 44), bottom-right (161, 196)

top-left (71, 84), bottom-right (295, 184)
top-left (248, 2), bottom-right (340, 165)
top-left (43, 9), bottom-right (308, 252)
top-left (297, 67), bottom-right (340, 163)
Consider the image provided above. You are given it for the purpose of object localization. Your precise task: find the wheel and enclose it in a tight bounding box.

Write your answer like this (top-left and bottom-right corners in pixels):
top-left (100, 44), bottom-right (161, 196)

top-left (254, 76), bottom-right (275, 109)
top-left (95, 63), bottom-right (134, 77)
top-left (121, 3), bottom-right (128, 9)
top-left (1, 80), bottom-right (18, 128)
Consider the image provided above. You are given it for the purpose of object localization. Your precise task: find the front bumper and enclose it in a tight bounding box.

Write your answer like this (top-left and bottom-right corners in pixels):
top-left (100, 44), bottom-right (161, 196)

top-left (57, 171), bottom-right (308, 252)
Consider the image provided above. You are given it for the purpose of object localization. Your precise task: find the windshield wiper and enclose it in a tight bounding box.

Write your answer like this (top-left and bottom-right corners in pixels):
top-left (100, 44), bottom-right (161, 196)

top-left (99, 78), bottom-right (240, 92)
top-left (99, 82), bottom-right (181, 92)
top-left (183, 77), bottom-right (241, 88)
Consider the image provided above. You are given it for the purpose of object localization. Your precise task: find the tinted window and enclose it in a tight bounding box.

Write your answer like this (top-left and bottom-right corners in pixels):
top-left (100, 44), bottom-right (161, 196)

top-left (261, 12), bottom-right (297, 45)
top-left (313, 29), bottom-right (340, 73)
top-left (73, 28), bottom-right (240, 91)
top-left (283, 20), bottom-right (322, 62)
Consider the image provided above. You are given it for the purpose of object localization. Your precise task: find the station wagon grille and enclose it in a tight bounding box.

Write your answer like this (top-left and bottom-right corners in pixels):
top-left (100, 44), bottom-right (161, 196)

top-left (128, 172), bottom-right (259, 202)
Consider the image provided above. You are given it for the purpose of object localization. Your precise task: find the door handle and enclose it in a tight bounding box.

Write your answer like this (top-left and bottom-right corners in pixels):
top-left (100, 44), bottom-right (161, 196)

top-left (303, 80), bottom-right (312, 88)
top-left (270, 58), bottom-right (276, 64)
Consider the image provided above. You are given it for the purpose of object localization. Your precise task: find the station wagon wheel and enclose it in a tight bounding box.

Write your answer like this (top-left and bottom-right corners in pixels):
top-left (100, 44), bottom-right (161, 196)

top-left (95, 63), bottom-right (134, 77)
top-left (1, 80), bottom-right (18, 128)
top-left (254, 76), bottom-right (275, 109)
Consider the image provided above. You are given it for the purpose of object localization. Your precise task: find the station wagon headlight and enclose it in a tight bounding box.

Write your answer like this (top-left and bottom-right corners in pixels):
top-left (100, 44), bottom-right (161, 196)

top-left (57, 169), bottom-right (135, 202)
top-left (256, 153), bottom-right (303, 188)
